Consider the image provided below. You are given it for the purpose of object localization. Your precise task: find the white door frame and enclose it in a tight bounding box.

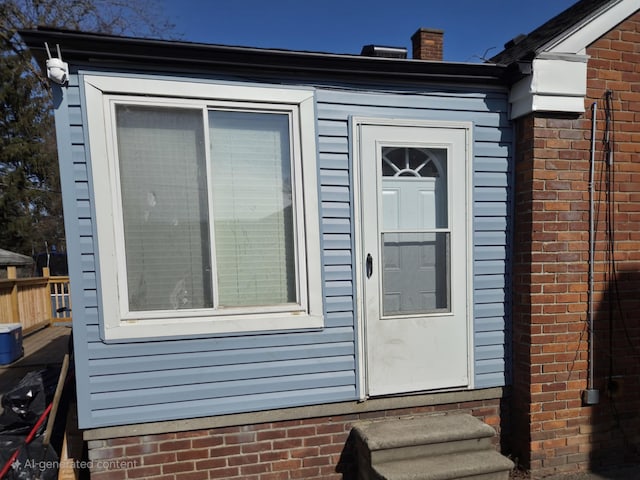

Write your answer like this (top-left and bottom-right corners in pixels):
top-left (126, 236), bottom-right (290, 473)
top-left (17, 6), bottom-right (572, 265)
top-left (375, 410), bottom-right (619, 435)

top-left (351, 117), bottom-right (475, 400)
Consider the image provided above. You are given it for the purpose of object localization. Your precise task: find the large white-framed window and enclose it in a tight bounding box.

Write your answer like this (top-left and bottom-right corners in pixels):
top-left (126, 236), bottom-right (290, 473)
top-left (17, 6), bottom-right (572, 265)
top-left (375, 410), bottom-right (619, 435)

top-left (83, 75), bottom-right (323, 341)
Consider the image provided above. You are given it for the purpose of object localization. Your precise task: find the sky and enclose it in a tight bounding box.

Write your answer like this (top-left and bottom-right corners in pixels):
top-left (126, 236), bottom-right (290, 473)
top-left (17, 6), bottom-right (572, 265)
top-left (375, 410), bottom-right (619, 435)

top-left (160, 0), bottom-right (578, 63)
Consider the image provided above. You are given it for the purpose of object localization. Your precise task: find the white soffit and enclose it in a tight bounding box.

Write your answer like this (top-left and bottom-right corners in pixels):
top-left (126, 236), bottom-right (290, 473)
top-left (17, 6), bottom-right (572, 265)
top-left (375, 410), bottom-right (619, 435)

top-left (510, 55), bottom-right (588, 119)
top-left (509, 0), bottom-right (640, 119)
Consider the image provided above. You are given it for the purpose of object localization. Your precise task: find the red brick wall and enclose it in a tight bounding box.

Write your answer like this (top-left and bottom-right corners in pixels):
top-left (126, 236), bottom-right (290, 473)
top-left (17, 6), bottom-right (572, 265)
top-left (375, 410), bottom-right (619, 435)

top-left (512, 12), bottom-right (640, 476)
top-left (86, 398), bottom-right (503, 480)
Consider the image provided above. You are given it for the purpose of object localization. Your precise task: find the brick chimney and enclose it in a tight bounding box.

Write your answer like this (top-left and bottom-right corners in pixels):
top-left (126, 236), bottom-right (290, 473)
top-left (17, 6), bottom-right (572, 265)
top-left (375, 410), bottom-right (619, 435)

top-left (411, 28), bottom-right (444, 61)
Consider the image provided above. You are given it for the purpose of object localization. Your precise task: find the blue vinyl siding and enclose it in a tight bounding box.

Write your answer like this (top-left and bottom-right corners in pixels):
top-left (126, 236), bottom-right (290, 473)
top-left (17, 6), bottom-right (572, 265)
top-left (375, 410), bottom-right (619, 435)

top-left (56, 71), bottom-right (512, 429)
top-left (314, 87), bottom-right (511, 390)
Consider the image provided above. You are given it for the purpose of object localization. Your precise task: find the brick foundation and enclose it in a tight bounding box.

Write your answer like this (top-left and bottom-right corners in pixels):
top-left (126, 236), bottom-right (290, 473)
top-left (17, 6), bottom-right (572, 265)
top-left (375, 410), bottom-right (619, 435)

top-left (512, 12), bottom-right (640, 477)
top-left (86, 397), bottom-right (504, 480)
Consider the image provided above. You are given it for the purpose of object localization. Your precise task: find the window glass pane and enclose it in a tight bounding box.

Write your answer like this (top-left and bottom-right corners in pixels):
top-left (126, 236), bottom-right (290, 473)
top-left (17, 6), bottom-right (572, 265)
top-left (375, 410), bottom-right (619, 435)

top-left (380, 146), bottom-right (450, 316)
top-left (382, 232), bottom-right (450, 316)
top-left (115, 105), bottom-right (212, 311)
top-left (381, 147), bottom-right (447, 228)
top-left (209, 111), bottom-right (296, 307)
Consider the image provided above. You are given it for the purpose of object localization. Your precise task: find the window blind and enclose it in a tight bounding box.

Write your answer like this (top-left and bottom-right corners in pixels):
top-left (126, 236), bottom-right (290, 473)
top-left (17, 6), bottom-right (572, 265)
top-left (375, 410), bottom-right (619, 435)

top-left (209, 111), bottom-right (296, 307)
top-left (115, 105), bottom-right (212, 311)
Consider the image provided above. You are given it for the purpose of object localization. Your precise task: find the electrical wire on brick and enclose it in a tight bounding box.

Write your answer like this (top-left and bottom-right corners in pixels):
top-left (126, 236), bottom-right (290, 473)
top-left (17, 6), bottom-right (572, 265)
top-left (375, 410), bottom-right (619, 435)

top-left (598, 89), bottom-right (640, 457)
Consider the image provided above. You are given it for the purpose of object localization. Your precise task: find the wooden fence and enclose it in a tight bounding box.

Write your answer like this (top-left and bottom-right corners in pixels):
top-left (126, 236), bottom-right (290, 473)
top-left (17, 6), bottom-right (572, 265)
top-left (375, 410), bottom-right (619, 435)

top-left (0, 266), bottom-right (72, 334)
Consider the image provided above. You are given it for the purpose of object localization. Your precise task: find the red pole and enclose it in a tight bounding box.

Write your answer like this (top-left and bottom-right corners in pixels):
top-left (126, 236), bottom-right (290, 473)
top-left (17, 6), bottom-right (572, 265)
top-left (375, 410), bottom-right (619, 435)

top-left (0, 403), bottom-right (53, 479)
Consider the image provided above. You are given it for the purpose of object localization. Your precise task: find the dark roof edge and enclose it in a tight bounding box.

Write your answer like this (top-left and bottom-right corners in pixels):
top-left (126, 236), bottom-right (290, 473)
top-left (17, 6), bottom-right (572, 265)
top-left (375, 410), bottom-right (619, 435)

top-left (19, 27), bottom-right (511, 86)
top-left (490, 0), bottom-right (620, 64)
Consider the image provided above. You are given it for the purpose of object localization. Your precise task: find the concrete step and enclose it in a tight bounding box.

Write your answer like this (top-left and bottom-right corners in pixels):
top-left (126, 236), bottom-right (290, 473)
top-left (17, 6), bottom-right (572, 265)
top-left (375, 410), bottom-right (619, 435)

top-left (353, 414), bottom-right (498, 464)
top-left (370, 450), bottom-right (514, 480)
top-left (352, 414), bottom-right (514, 480)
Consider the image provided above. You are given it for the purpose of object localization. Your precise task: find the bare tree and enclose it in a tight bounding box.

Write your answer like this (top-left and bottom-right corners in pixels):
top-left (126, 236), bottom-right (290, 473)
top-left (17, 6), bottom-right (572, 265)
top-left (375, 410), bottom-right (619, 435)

top-left (0, 0), bottom-right (175, 255)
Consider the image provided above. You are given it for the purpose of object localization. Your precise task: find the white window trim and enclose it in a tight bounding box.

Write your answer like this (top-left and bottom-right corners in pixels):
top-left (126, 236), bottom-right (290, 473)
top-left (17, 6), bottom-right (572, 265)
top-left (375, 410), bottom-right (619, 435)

top-left (83, 75), bottom-right (323, 341)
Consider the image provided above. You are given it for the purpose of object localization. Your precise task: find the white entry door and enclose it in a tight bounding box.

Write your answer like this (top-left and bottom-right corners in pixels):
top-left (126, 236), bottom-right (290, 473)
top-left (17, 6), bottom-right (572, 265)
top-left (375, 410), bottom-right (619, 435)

top-left (357, 121), bottom-right (471, 396)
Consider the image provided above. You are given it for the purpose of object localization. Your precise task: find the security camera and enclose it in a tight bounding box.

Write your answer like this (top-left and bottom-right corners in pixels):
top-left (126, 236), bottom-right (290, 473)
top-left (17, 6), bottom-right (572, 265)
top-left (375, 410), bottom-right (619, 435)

top-left (46, 57), bottom-right (69, 85)
top-left (44, 43), bottom-right (69, 85)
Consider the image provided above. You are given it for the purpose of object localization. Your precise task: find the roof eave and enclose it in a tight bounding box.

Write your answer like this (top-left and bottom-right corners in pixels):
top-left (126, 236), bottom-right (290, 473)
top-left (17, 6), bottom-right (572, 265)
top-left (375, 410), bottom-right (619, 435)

top-left (19, 27), bottom-right (509, 86)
